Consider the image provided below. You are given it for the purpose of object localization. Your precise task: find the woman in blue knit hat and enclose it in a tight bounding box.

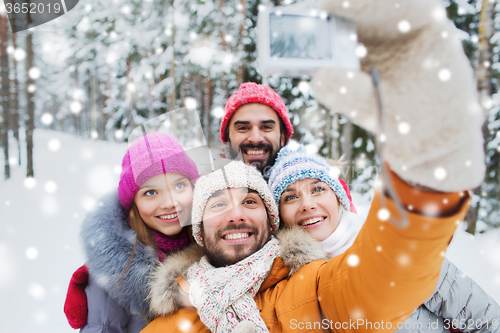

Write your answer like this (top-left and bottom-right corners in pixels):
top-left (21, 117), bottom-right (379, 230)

top-left (268, 144), bottom-right (500, 332)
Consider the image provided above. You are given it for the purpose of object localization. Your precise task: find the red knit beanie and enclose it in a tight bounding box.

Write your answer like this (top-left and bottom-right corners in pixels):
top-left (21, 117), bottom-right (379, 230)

top-left (220, 82), bottom-right (294, 142)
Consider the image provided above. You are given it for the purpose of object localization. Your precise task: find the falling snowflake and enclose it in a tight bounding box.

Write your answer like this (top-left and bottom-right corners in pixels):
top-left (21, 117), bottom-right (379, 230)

top-left (298, 81), bottom-right (309, 95)
top-left (398, 20), bottom-right (411, 33)
top-left (28, 283), bottom-right (46, 300)
top-left (178, 318), bottom-right (192, 332)
top-left (185, 97), bottom-right (197, 110)
top-left (212, 106), bottom-right (225, 119)
top-left (114, 130), bottom-right (124, 140)
top-left (24, 177), bottom-right (37, 189)
top-left (397, 253), bottom-right (410, 266)
top-left (434, 167), bottom-right (447, 180)
top-left (347, 254), bottom-right (359, 267)
top-left (438, 69), bottom-right (451, 82)
top-left (355, 44), bottom-right (367, 58)
top-left (377, 208), bottom-right (390, 221)
top-left (25, 247), bottom-right (39, 260)
top-left (41, 113), bottom-right (54, 125)
top-left (14, 48), bottom-right (26, 61)
top-left (44, 181), bottom-right (57, 194)
top-left (28, 67), bottom-right (41, 80)
top-left (48, 138), bottom-right (61, 151)
top-left (398, 122), bottom-right (410, 135)
top-left (70, 101), bottom-right (82, 114)
top-left (121, 5), bottom-right (131, 14)
top-left (82, 196), bottom-right (97, 211)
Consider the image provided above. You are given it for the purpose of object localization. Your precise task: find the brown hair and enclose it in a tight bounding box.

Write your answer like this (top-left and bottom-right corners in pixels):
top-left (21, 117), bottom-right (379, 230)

top-left (117, 203), bottom-right (157, 293)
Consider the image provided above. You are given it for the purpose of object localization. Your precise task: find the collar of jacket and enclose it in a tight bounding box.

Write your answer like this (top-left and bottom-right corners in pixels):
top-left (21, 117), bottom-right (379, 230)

top-left (80, 192), bottom-right (160, 316)
top-left (148, 227), bottom-right (327, 318)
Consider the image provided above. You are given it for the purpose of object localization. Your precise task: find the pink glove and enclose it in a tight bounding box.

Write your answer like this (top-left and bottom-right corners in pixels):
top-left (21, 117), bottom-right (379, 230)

top-left (63, 265), bottom-right (89, 329)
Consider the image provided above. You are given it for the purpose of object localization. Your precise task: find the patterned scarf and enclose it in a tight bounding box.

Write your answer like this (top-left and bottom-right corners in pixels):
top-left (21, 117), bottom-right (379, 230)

top-left (187, 237), bottom-right (280, 333)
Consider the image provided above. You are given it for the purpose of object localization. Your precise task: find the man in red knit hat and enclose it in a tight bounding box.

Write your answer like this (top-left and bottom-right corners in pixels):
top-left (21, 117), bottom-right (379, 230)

top-left (219, 82), bottom-right (294, 174)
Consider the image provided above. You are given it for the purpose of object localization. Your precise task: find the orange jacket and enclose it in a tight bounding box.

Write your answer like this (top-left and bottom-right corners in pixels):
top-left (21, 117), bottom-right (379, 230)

top-left (143, 172), bottom-right (469, 333)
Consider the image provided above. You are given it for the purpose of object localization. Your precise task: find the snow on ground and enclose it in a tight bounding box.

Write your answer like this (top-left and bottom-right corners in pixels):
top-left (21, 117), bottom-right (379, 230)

top-left (0, 129), bottom-right (127, 333)
top-left (0, 129), bottom-right (499, 333)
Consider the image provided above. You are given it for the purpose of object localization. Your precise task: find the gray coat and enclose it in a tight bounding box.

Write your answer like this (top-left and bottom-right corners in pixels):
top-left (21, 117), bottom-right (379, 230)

top-left (395, 258), bottom-right (500, 333)
top-left (80, 193), bottom-right (159, 333)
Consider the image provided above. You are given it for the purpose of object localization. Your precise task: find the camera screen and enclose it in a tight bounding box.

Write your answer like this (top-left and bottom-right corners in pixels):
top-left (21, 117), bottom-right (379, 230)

top-left (269, 14), bottom-right (332, 60)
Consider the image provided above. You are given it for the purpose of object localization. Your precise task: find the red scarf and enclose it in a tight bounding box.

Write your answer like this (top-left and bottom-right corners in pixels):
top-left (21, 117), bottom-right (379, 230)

top-left (153, 228), bottom-right (190, 261)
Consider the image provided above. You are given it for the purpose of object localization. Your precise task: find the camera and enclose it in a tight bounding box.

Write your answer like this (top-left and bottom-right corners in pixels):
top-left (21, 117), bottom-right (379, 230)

top-left (257, 3), bottom-right (360, 77)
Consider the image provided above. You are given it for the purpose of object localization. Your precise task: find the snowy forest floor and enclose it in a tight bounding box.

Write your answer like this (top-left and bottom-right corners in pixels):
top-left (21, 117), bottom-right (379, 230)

top-left (1, 129), bottom-right (499, 333)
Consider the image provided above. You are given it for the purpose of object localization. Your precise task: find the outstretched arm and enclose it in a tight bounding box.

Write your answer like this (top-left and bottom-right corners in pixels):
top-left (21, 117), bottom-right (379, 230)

top-left (317, 167), bottom-right (470, 332)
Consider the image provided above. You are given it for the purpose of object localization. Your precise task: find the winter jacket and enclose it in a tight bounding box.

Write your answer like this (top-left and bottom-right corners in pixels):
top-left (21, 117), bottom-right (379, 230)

top-left (143, 172), bottom-right (471, 333)
top-left (324, 211), bottom-right (500, 333)
top-left (79, 192), bottom-right (159, 333)
top-left (82, 275), bottom-right (147, 333)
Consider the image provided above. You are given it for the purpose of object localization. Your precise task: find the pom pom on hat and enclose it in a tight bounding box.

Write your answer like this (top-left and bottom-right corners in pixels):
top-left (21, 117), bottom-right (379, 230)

top-left (267, 144), bottom-right (353, 212)
top-left (118, 133), bottom-right (199, 211)
top-left (191, 161), bottom-right (279, 246)
top-left (220, 82), bottom-right (293, 142)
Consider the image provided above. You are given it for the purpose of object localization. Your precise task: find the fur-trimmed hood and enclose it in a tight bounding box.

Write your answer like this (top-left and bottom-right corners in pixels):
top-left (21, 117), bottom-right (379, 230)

top-left (148, 227), bottom-right (327, 317)
top-left (80, 192), bottom-right (159, 315)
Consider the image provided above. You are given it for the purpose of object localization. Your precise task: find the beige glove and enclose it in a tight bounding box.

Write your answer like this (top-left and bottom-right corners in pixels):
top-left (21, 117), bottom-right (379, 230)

top-left (312, 0), bottom-right (485, 192)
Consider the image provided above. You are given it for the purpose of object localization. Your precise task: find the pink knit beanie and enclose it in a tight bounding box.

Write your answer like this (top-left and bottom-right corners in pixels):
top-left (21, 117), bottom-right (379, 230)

top-left (220, 82), bottom-right (294, 143)
top-left (118, 132), bottom-right (200, 211)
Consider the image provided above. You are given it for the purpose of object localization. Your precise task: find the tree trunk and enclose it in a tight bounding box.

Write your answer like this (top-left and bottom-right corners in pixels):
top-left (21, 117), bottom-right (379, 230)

top-left (219, 0), bottom-right (227, 50)
top-left (331, 113), bottom-right (340, 159)
top-left (25, 25), bottom-right (35, 178)
top-left (341, 119), bottom-right (353, 184)
top-left (180, 74), bottom-right (186, 107)
top-left (0, 11), bottom-right (10, 179)
top-left (88, 69), bottom-right (97, 139)
top-left (464, 0), bottom-right (494, 234)
top-left (9, 13), bottom-right (20, 165)
top-left (126, 57), bottom-right (133, 130)
top-left (168, 1), bottom-right (177, 113)
top-left (204, 76), bottom-right (212, 143)
top-left (237, 0), bottom-right (246, 85)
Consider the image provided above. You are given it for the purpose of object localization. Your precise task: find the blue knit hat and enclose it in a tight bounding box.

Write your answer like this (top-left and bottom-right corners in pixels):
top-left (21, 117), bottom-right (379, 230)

top-left (267, 144), bottom-right (351, 211)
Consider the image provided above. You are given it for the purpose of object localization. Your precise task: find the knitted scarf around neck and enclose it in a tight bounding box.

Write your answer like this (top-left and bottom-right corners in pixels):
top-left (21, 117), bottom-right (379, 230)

top-left (153, 228), bottom-right (190, 261)
top-left (187, 237), bottom-right (280, 333)
top-left (320, 211), bottom-right (364, 259)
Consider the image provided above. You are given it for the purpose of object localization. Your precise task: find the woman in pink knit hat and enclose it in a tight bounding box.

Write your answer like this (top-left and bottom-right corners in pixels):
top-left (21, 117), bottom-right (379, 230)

top-left (64, 132), bottom-right (201, 333)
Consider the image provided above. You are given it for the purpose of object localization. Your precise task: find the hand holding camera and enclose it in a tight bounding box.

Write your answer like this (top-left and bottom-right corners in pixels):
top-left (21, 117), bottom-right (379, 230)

top-left (310, 0), bottom-right (485, 192)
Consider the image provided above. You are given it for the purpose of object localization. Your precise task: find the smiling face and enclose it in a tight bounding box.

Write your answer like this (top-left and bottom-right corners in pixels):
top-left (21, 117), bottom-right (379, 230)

top-left (133, 173), bottom-right (194, 237)
top-left (201, 187), bottom-right (272, 267)
top-left (279, 178), bottom-right (341, 242)
top-left (227, 103), bottom-right (285, 173)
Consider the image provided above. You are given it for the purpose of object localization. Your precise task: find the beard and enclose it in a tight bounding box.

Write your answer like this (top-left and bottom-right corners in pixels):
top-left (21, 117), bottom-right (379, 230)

top-left (227, 142), bottom-right (280, 175)
top-left (202, 222), bottom-right (271, 268)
